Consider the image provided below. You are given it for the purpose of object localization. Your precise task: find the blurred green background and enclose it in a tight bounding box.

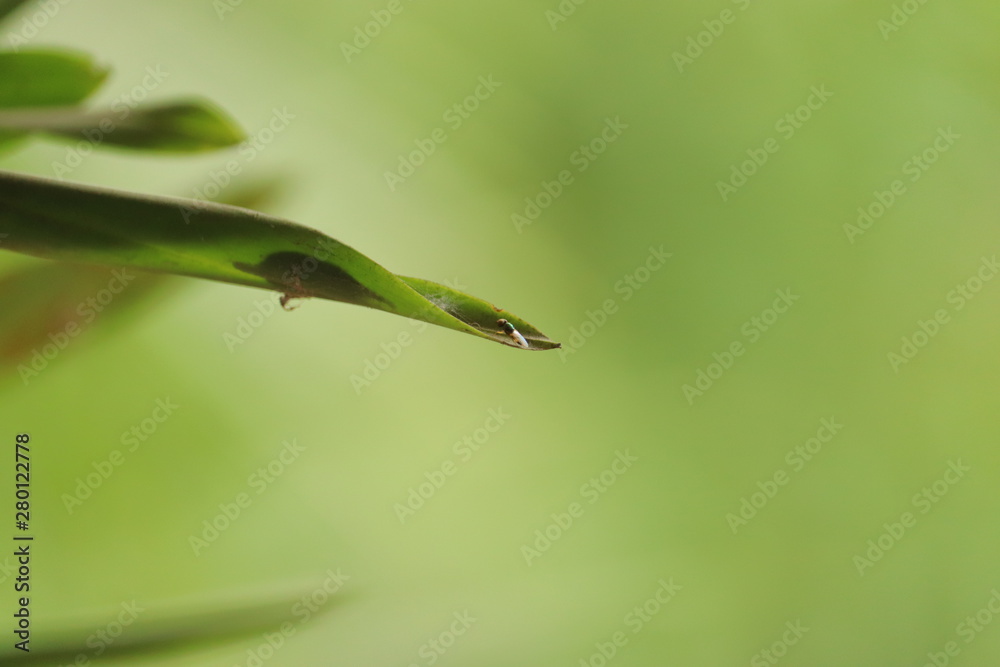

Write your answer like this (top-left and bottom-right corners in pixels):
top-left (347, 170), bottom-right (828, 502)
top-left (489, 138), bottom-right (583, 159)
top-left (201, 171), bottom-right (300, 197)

top-left (3, 0), bottom-right (1000, 665)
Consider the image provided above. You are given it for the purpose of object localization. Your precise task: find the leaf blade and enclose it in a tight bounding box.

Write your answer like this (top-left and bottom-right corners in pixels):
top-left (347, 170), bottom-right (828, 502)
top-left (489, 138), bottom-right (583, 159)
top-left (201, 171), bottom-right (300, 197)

top-left (0, 170), bottom-right (559, 350)
top-left (0, 50), bottom-right (109, 109)
top-left (0, 99), bottom-right (246, 151)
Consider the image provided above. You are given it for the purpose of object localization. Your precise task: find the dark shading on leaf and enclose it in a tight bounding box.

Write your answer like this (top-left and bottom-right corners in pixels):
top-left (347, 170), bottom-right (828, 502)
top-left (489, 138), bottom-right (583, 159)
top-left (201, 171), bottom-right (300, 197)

top-left (235, 251), bottom-right (390, 306)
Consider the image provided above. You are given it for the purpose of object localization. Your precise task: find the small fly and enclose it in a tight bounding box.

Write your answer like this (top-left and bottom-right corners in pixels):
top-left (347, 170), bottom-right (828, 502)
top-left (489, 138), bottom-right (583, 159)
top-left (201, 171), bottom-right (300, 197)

top-left (497, 319), bottom-right (529, 349)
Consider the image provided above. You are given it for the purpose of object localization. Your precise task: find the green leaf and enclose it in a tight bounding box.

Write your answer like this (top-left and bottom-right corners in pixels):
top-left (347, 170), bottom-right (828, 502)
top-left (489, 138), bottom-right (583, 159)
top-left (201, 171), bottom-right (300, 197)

top-left (0, 170), bottom-right (560, 350)
top-left (0, 177), bottom-right (288, 376)
top-left (0, 49), bottom-right (109, 150)
top-left (0, 50), bottom-right (109, 108)
top-left (0, 99), bottom-right (246, 151)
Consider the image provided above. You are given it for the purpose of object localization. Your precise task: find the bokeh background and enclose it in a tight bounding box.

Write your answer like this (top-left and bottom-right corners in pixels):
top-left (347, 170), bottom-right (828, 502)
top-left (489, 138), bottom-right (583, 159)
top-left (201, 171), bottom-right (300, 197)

top-left (3, 0), bottom-right (1000, 665)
